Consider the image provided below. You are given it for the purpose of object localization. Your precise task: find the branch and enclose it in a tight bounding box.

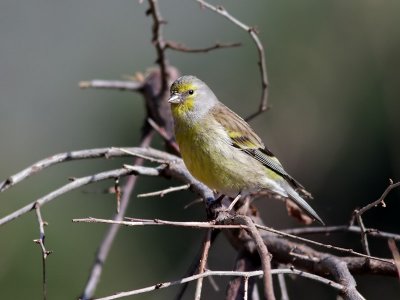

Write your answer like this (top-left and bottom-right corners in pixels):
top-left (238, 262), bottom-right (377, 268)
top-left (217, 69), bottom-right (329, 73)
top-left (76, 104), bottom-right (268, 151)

top-left (351, 180), bottom-right (400, 257)
top-left (165, 40), bottom-right (241, 53)
top-left (283, 225), bottom-right (400, 242)
top-left (33, 204), bottom-right (52, 300)
top-left (196, 0), bottom-right (269, 121)
top-left (0, 167), bottom-right (160, 227)
top-left (233, 215), bottom-right (275, 300)
top-left (147, 0), bottom-right (168, 94)
top-left (0, 147), bottom-right (178, 193)
top-left (79, 79), bottom-right (144, 91)
top-left (137, 183), bottom-right (191, 198)
top-left (194, 228), bottom-right (213, 300)
top-left (92, 268), bottom-right (346, 300)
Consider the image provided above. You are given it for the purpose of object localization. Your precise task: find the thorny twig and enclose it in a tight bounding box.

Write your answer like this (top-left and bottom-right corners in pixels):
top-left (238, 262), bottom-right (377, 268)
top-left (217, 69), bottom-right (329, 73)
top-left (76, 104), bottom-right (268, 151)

top-left (351, 181), bottom-right (400, 257)
top-left (196, 0), bottom-right (269, 121)
top-left (34, 204), bottom-right (52, 300)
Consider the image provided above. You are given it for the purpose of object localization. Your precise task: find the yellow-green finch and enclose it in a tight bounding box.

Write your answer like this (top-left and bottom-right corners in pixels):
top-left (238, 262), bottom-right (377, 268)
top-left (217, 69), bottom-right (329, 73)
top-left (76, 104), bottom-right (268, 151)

top-left (168, 75), bottom-right (323, 225)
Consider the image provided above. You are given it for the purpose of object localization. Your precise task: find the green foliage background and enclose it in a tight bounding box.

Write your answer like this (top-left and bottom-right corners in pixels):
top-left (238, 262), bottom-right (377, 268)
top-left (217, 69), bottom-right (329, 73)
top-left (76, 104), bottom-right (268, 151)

top-left (0, 1), bottom-right (399, 299)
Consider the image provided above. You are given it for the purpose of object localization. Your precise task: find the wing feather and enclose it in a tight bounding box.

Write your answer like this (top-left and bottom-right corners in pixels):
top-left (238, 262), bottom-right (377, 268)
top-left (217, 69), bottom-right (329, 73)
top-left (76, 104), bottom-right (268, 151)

top-left (211, 104), bottom-right (306, 192)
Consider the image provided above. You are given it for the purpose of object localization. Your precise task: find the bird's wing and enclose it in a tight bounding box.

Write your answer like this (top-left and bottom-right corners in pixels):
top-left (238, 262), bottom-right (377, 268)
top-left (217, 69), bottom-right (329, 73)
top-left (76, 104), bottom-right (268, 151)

top-left (210, 104), bottom-right (305, 191)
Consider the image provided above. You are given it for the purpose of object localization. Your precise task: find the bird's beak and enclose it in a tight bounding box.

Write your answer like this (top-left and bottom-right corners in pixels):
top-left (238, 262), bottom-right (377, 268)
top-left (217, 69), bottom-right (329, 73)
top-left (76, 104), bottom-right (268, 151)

top-left (168, 94), bottom-right (181, 104)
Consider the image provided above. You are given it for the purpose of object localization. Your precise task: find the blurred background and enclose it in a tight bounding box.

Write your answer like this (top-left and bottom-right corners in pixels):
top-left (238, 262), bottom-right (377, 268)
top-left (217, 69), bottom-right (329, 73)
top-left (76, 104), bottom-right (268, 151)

top-left (1, 0), bottom-right (399, 299)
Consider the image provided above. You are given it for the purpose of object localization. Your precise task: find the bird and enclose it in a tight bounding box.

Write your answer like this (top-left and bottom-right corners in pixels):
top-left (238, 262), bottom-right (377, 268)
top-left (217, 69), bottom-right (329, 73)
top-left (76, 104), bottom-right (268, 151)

top-left (168, 75), bottom-right (324, 225)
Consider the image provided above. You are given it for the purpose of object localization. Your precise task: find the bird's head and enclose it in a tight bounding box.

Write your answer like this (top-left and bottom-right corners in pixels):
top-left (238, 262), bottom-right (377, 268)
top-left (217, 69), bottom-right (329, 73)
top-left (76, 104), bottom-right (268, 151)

top-left (168, 75), bottom-right (217, 119)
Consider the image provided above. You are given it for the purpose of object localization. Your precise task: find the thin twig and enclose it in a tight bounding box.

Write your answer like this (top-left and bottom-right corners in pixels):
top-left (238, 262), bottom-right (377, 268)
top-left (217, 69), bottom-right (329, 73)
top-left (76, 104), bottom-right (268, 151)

top-left (147, 0), bottom-right (168, 94)
top-left (166, 41), bottom-right (241, 53)
top-left (115, 147), bottom-right (168, 164)
top-left (227, 194), bottom-right (241, 211)
top-left (0, 166), bottom-right (162, 227)
top-left (357, 180), bottom-right (400, 216)
top-left (93, 268), bottom-right (345, 300)
top-left (256, 223), bottom-right (393, 265)
top-left (34, 204), bottom-right (52, 300)
top-left (194, 228), bottom-right (213, 300)
top-left (350, 181), bottom-right (400, 259)
top-left (114, 177), bottom-right (121, 213)
top-left (283, 225), bottom-right (400, 242)
top-left (147, 117), bottom-right (180, 154)
top-left (196, 0), bottom-right (269, 121)
top-left (0, 147), bottom-right (177, 193)
top-left (243, 276), bottom-right (249, 300)
top-left (137, 184), bottom-right (191, 198)
top-left (174, 230), bottom-right (220, 300)
top-left (277, 267), bottom-right (290, 300)
top-left (79, 80), bottom-right (144, 91)
top-left (73, 216), bottom-right (394, 266)
top-left (356, 213), bottom-right (371, 256)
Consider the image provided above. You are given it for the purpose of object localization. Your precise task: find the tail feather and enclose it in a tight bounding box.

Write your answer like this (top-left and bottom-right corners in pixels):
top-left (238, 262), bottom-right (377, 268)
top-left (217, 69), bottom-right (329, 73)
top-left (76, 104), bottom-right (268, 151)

top-left (285, 186), bottom-right (325, 225)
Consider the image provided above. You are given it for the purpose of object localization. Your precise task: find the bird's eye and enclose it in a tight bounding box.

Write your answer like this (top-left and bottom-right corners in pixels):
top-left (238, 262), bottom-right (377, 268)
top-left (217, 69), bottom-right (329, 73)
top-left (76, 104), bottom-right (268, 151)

top-left (188, 90), bottom-right (194, 95)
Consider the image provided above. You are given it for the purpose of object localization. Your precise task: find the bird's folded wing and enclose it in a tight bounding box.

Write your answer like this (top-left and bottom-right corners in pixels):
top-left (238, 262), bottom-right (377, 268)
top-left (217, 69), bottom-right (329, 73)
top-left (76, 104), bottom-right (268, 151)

top-left (211, 105), bottom-right (306, 192)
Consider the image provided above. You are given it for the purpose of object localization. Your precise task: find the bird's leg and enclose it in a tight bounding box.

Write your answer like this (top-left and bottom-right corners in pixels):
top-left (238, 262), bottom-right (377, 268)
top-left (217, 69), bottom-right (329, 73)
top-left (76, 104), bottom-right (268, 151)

top-left (227, 193), bottom-right (242, 211)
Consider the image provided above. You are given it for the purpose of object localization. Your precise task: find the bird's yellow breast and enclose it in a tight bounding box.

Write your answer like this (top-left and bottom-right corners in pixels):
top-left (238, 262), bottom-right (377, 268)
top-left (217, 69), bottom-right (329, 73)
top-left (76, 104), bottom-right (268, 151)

top-left (174, 118), bottom-right (253, 196)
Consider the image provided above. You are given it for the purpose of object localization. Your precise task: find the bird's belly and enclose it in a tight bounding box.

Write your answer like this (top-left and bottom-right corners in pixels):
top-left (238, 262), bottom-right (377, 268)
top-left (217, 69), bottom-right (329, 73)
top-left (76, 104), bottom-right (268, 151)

top-left (176, 125), bottom-right (264, 197)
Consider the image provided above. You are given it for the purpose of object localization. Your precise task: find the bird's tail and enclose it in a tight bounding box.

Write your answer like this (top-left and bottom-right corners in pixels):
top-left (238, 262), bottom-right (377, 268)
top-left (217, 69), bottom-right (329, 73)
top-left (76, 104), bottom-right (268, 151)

top-left (285, 185), bottom-right (325, 225)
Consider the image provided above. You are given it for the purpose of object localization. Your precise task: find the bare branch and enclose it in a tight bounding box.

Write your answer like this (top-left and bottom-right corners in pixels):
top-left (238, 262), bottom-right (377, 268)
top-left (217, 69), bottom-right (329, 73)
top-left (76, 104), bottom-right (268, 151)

top-left (233, 215), bottom-right (275, 300)
top-left (350, 181), bottom-right (400, 259)
top-left (137, 184), bottom-right (191, 198)
top-left (256, 223), bottom-right (393, 265)
top-left (73, 216), bottom-right (394, 266)
top-left (0, 147), bottom-right (177, 193)
top-left (277, 271), bottom-right (290, 300)
top-left (194, 229), bottom-right (213, 300)
top-left (93, 268), bottom-right (346, 300)
top-left (33, 204), bottom-right (52, 300)
top-left (147, 117), bottom-right (180, 154)
top-left (283, 225), bottom-right (400, 242)
top-left (166, 40), bottom-right (241, 53)
top-left (79, 79), bottom-right (144, 91)
top-left (147, 0), bottom-right (168, 94)
top-left (196, 0), bottom-right (269, 121)
top-left (0, 167), bottom-right (159, 227)
top-left (357, 180), bottom-right (400, 216)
